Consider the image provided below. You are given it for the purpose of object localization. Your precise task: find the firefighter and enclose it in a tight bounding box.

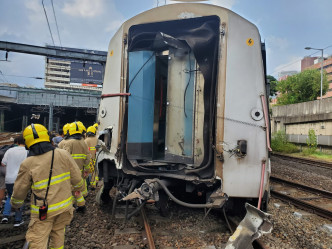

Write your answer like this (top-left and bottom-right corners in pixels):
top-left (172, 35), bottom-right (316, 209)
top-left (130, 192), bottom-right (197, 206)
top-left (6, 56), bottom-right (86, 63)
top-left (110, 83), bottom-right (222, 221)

top-left (11, 124), bottom-right (84, 249)
top-left (58, 123), bottom-right (70, 149)
top-left (62, 121), bottom-right (91, 212)
top-left (85, 126), bottom-right (99, 189)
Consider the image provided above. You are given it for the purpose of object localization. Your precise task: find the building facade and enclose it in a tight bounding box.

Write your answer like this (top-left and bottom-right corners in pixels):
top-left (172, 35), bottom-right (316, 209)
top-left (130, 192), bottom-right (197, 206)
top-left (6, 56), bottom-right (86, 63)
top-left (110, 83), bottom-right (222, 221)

top-left (301, 56), bottom-right (332, 98)
top-left (45, 46), bottom-right (107, 91)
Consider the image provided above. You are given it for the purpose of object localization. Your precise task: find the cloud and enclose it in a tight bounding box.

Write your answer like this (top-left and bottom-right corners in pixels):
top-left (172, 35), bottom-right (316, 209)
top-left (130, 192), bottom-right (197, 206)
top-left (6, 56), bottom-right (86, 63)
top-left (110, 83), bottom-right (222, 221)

top-left (105, 20), bottom-right (124, 33)
top-left (209, 0), bottom-right (235, 9)
top-left (266, 35), bottom-right (289, 51)
top-left (153, 0), bottom-right (235, 9)
top-left (273, 56), bottom-right (302, 75)
top-left (62, 0), bottom-right (104, 18)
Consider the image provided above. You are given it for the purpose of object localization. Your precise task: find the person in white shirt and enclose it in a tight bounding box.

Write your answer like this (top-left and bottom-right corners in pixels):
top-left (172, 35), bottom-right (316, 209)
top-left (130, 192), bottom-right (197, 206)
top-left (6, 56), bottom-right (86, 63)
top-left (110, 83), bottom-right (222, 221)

top-left (1, 136), bottom-right (27, 227)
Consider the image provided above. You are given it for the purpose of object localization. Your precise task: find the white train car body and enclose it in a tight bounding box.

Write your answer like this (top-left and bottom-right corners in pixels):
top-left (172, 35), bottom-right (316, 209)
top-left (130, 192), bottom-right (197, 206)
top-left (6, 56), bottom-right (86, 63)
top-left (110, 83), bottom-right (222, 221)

top-left (98, 3), bottom-right (270, 210)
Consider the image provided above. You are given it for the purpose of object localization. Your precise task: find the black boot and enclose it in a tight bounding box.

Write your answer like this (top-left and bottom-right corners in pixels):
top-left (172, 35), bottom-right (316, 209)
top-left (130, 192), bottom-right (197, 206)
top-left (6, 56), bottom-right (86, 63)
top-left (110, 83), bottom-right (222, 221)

top-left (76, 206), bottom-right (86, 213)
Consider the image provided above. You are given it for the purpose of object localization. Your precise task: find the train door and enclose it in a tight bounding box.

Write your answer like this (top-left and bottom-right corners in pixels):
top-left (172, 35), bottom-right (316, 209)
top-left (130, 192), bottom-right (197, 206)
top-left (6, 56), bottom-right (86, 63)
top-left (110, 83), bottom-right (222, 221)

top-left (164, 51), bottom-right (196, 164)
top-left (126, 16), bottom-right (220, 167)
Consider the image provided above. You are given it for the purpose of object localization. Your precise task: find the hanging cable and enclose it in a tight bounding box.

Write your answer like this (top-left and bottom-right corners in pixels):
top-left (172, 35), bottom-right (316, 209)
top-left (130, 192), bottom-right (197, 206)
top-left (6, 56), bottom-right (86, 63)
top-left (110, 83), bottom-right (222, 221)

top-left (0, 69), bottom-right (10, 83)
top-left (50, 0), bottom-right (62, 48)
top-left (42, 0), bottom-right (55, 46)
top-left (128, 53), bottom-right (155, 90)
top-left (0, 73), bottom-right (44, 80)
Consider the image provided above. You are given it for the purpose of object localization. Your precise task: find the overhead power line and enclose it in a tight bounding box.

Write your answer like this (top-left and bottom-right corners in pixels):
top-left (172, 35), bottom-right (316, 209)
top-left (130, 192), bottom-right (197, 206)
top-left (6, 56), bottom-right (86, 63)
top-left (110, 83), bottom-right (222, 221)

top-left (271, 46), bottom-right (332, 76)
top-left (42, 0), bottom-right (55, 46)
top-left (0, 73), bottom-right (44, 80)
top-left (0, 69), bottom-right (10, 83)
top-left (50, 0), bottom-right (62, 48)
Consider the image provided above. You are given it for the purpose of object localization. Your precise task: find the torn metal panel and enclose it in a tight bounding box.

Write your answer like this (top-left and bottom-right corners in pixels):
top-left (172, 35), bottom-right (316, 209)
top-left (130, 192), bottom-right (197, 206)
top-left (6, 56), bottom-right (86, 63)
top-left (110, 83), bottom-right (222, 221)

top-left (225, 203), bottom-right (272, 249)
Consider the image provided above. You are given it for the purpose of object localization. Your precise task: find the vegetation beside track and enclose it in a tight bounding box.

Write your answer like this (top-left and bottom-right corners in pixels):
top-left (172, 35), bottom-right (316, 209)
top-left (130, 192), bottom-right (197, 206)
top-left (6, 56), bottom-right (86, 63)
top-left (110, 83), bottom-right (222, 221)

top-left (271, 130), bottom-right (332, 162)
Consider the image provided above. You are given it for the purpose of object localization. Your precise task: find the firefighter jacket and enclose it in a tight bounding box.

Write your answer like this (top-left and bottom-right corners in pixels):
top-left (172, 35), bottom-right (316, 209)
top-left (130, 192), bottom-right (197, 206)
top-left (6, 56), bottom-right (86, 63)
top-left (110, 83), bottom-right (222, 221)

top-left (57, 138), bottom-right (69, 150)
top-left (10, 148), bottom-right (84, 219)
top-left (62, 138), bottom-right (91, 175)
top-left (85, 136), bottom-right (98, 159)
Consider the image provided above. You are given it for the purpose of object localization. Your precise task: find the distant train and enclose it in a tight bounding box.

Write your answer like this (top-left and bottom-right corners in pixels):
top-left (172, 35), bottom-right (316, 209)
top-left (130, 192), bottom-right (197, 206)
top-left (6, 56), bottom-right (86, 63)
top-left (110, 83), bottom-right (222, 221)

top-left (96, 3), bottom-right (271, 217)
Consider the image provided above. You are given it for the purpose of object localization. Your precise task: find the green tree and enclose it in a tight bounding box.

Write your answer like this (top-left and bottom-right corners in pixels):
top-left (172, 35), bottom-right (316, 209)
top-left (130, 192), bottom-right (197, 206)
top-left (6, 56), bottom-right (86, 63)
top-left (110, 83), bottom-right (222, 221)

top-left (267, 75), bottom-right (278, 96)
top-left (306, 129), bottom-right (317, 154)
top-left (276, 69), bottom-right (328, 105)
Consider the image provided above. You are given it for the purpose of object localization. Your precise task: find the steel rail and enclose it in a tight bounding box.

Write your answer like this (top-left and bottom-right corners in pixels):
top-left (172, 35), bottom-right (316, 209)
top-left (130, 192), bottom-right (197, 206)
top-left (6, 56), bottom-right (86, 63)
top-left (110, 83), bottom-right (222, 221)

top-left (270, 176), bottom-right (332, 199)
top-left (271, 190), bottom-right (332, 220)
top-left (140, 207), bottom-right (156, 249)
top-left (271, 153), bottom-right (332, 170)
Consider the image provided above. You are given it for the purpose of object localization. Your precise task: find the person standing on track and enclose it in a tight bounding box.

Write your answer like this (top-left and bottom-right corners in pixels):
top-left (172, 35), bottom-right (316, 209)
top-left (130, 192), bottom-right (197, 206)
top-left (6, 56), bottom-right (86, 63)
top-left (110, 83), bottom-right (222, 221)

top-left (1, 136), bottom-right (27, 227)
top-left (62, 121), bottom-right (91, 212)
top-left (10, 124), bottom-right (84, 248)
top-left (85, 126), bottom-right (99, 189)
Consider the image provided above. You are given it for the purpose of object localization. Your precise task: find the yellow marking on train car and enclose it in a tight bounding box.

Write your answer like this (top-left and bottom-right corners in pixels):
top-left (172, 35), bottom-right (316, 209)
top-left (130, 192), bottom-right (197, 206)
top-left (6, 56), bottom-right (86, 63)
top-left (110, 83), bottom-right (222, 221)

top-left (246, 38), bottom-right (254, 46)
top-left (110, 50), bottom-right (114, 56)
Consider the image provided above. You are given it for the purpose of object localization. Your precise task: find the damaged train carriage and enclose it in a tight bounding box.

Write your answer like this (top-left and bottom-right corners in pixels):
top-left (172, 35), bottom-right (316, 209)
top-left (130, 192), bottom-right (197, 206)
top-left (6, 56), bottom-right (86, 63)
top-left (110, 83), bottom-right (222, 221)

top-left (97, 3), bottom-right (271, 221)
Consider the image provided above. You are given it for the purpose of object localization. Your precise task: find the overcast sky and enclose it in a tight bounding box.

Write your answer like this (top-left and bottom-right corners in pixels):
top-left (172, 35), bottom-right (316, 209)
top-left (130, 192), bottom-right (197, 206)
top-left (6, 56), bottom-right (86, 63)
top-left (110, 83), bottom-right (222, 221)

top-left (0, 0), bottom-right (331, 88)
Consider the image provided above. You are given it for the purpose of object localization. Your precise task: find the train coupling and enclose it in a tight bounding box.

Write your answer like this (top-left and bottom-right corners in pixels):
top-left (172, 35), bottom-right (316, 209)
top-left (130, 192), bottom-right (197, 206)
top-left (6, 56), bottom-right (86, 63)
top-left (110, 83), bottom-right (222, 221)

top-left (122, 180), bottom-right (162, 202)
top-left (225, 203), bottom-right (272, 249)
top-left (122, 179), bottom-right (227, 209)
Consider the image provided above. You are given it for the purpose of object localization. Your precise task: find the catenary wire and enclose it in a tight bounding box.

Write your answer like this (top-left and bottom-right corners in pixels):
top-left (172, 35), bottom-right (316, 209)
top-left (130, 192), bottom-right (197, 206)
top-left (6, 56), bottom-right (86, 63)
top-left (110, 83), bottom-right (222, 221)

top-left (50, 0), bottom-right (62, 48)
top-left (42, 0), bottom-right (55, 46)
top-left (0, 73), bottom-right (44, 79)
top-left (0, 69), bottom-right (10, 83)
top-left (271, 46), bottom-right (332, 76)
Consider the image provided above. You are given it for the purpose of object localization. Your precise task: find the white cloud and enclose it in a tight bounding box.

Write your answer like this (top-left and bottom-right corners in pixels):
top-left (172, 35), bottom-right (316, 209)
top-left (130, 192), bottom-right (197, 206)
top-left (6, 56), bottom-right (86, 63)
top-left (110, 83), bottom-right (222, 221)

top-left (25, 0), bottom-right (40, 12)
top-left (105, 20), bottom-right (124, 33)
top-left (209, 0), bottom-right (235, 9)
top-left (266, 35), bottom-right (289, 51)
top-left (273, 56), bottom-right (302, 75)
top-left (62, 0), bottom-right (104, 18)
top-left (153, 0), bottom-right (235, 9)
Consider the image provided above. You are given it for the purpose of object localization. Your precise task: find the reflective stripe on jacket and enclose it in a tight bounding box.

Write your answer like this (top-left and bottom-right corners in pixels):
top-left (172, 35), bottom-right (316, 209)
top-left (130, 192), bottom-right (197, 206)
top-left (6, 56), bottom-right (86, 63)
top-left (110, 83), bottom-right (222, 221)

top-left (11, 148), bottom-right (84, 219)
top-left (62, 139), bottom-right (90, 173)
top-left (85, 136), bottom-right (98, 160)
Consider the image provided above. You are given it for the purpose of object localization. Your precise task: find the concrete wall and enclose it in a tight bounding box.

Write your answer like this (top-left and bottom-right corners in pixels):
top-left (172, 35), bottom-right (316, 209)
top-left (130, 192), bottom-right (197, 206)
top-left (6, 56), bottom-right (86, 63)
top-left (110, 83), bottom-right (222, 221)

top-left (271, 98), bottom-right (332, 146)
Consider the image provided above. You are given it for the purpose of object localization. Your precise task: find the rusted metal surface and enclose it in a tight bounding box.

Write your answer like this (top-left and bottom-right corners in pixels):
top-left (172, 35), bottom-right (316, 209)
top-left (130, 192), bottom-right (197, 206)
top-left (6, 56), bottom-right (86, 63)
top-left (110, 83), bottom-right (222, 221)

top-left (140, 206), bottom-right (156, 249)
top-left (101, 93), bottom-right (131, 98)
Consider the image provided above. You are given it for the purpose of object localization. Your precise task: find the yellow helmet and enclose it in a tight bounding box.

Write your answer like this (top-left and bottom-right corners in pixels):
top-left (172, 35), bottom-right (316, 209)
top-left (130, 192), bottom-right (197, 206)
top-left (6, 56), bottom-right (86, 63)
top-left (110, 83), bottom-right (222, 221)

top-left (93, 123), bottom-right (99, 130)
top-left (23, 123), bottom-right (50, 149)
top-left (87, 126), bottom-right (96, 135)
top-left (63, 123), bottom-right (70, 136)
top-left (68, 121), bottom-right (86, 136)
top-left (77, 121), bottom-right (86, 133)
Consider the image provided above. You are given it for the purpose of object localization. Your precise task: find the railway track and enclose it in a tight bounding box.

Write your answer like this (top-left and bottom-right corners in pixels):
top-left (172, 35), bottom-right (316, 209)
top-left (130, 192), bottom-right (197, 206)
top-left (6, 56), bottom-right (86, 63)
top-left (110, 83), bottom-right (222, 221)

top-left (110, 200), bottom-right (269, 249)
top-left (0, 196), bottom-right (270, 248)
top-left (271, 153), bottom-right (332, 170)
top-left (0, 220), bottom-right (27, 249)
top-left (270, 176), bottom-right (332, 220)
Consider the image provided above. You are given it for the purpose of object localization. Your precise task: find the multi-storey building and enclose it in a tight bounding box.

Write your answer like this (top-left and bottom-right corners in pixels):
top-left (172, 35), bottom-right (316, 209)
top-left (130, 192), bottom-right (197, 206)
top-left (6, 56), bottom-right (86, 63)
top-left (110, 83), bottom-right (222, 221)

top-left (45, 46), bottom-right (107, 91)
top-left (301, 56), bottom-right (332, 98)
top-left (277, 70), bottom-right (298, 81)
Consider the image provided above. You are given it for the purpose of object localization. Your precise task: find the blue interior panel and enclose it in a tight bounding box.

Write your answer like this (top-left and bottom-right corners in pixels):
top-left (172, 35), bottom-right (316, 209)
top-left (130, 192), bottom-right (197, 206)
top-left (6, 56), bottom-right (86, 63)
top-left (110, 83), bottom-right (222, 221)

top-left (127, 51), bottom-right (155, 145)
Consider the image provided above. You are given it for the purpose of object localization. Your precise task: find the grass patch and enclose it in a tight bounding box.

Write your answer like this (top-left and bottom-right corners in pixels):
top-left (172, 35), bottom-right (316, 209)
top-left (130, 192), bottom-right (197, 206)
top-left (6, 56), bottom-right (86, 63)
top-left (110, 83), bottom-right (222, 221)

top-left (292, 150), bottom-right (332, 162)
top-left (271, 131), bottom-right (299, 153)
